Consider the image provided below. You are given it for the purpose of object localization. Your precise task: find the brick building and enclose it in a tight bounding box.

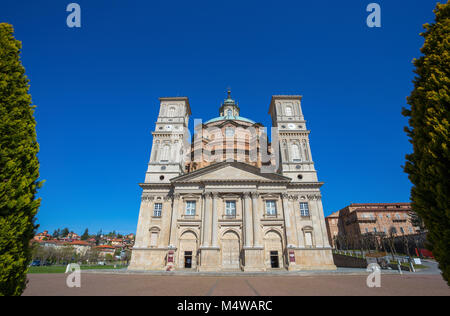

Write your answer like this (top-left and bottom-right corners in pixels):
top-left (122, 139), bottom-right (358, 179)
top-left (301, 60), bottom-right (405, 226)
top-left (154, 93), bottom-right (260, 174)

top-left (325, 203), bottom-right (420, 248)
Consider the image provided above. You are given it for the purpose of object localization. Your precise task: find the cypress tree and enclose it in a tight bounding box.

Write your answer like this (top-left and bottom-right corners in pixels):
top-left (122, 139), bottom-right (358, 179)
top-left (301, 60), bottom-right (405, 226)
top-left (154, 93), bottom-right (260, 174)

top-left (81, 228), bottom-right (89, 240)
top-left (0, 23), bottom-right (42, 296)
top-left (402, 3), bottom-right (450, 284)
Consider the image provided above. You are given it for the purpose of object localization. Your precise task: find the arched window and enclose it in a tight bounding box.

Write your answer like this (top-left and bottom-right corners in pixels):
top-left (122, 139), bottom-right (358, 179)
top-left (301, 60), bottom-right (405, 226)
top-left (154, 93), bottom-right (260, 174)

top-left (291, 143), bottom-right (301, 161)
top-left (161, 144), bottom-right (170, 161)
top-left (285, 106), bottom-right (293, 116)
top-left (227, 109), bottom-right (232, 117)
top-left (168, 107), bottom-right (176, 117)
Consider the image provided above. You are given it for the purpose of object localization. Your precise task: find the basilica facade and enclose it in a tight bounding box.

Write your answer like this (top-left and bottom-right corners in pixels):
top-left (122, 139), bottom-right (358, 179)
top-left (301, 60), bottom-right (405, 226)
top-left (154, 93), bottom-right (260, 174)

top-left (129, 92), bottom-right (336, 271)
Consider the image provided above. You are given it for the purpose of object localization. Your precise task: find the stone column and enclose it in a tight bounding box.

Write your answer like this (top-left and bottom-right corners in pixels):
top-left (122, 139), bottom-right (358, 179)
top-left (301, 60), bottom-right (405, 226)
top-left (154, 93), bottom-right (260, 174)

top-left (202, 193), bottom-right (211, 247)
top-left (169, 193), bottom-right (180, 248)
top-left (251, 192), bottom-right (261, 247)
top-left (211, 192), bottom-right (219, 247)
top-left (200, 193), bottom-right (205, 246)
top-left (198, 192), bottom-right (220, 271)
top-left (243, 192), bottom-right (252, 248)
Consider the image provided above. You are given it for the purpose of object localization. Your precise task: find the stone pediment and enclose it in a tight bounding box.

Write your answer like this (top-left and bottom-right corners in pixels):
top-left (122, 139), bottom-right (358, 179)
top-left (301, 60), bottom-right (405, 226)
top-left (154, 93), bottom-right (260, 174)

top-left (171, 162), bottom-right (291, 183)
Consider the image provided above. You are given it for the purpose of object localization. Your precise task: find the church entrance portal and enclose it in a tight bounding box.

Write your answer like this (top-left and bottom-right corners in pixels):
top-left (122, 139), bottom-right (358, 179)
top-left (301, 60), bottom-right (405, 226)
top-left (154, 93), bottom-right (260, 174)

top-left (178, 231), bottom-right (198, 269)
top-left (221, 231), bottom-right (240, 269)
top-left (184, 251), bottom-right (192, 268)
top-left (270, 251), bottom-right (279, 268)
top-left (264, 231), bottom-right (284, 269)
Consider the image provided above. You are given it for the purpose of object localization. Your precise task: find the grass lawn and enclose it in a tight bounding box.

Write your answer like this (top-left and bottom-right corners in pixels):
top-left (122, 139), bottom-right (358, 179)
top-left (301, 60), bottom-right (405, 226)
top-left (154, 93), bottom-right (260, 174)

top-left (28, 264), bottom-right (127, 274)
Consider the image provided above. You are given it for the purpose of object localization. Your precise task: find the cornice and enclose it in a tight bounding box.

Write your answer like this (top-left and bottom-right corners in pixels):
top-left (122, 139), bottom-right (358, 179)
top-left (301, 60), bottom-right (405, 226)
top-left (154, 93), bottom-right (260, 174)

top-left (278, 130), bottom-right (311, 135)
top-left (287, 182), bottom-right (323, 189)
top-left (139, 183), bottom-right (172, 189)
top-left (174, 179), bottom-right (290, 184)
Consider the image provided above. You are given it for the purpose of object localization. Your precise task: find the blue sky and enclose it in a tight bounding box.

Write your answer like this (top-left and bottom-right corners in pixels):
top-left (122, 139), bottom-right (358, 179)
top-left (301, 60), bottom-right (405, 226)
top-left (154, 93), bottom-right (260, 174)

top-left (1, 0), bottom-right (440, 235)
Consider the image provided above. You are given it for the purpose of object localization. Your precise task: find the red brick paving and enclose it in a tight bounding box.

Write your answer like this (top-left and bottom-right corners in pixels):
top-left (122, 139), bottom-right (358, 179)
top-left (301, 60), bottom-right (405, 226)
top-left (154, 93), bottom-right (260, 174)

top-left (23, 273), bottom-right (450, 296)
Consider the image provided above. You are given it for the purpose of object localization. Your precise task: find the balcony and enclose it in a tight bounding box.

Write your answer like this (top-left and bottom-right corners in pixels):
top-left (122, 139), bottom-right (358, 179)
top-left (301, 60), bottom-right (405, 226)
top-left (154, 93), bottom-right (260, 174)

top-left (180, 214), bottom-right (198, 220)
top-left (263, 213), bottom-right (279, 219)
top-left (222, 214), bottom-right (237, 220)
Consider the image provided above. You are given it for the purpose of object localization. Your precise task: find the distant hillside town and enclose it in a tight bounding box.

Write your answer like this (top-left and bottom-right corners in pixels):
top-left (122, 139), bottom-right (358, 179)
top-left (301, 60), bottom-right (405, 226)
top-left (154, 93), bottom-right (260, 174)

top-left (31, 229), bottom-right (135, 265)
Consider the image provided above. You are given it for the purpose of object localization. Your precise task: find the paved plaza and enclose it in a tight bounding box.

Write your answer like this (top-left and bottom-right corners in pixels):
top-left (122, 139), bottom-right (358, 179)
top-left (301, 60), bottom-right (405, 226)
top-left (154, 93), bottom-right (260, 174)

top-left (23, 270), bottom-right (449, 296)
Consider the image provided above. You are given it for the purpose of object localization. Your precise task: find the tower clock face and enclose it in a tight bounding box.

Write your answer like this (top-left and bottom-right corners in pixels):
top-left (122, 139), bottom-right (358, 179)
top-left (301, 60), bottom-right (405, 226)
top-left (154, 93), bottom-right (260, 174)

top-left (288, 123), bottom-right (296, 129)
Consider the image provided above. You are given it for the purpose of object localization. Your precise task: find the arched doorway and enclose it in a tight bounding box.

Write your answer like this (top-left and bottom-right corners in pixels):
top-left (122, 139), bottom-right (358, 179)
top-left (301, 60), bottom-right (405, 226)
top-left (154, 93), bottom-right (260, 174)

top-left (178, 231), bottom-right (198, 269)
top-left (264, 230), bottom-right (284, 269)
top-left (221, 231), bottom-right (240, 270)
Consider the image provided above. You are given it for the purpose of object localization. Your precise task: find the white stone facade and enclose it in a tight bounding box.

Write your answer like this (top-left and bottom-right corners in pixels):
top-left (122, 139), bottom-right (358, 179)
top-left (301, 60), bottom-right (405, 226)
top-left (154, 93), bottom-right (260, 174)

top-left (129, 94), bottom-right (336, 271)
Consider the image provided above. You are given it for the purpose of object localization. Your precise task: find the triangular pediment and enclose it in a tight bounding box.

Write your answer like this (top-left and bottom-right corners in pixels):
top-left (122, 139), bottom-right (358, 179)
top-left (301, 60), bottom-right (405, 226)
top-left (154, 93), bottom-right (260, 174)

top-left (171, 162), bottom-right (291, 183)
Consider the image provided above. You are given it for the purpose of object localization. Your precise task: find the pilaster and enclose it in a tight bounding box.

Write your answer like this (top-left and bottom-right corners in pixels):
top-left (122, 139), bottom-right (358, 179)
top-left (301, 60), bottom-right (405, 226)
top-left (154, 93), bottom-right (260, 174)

top-left (243, 192), bottom-right (252, 248)
top-left (251, 192), bottom-right (262, 247)
top-left (211, 192), bottom-right (219, 247)
top-left (169, 193), bottom-right (180, 248)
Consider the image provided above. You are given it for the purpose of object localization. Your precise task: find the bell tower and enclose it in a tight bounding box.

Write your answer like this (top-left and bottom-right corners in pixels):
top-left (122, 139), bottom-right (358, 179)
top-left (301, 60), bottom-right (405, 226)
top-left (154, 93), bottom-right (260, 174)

top-left (145, 97), bottom-right (191, 183)
top-left (268, 95), bottom-right (318, 183)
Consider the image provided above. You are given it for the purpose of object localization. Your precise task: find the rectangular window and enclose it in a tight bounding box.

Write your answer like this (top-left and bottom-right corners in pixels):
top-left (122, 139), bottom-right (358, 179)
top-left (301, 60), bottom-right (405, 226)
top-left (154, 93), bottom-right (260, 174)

top-left (153, 203), bottom-right (162, 217)
top-left (186, 201), bottom-right (196, 216)
top-left (225, 201), bottom-right (236, 216)
top-left (300, 202), bottom-right (310, 217)
top-left (266, 200), bottom-right (277, 216)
